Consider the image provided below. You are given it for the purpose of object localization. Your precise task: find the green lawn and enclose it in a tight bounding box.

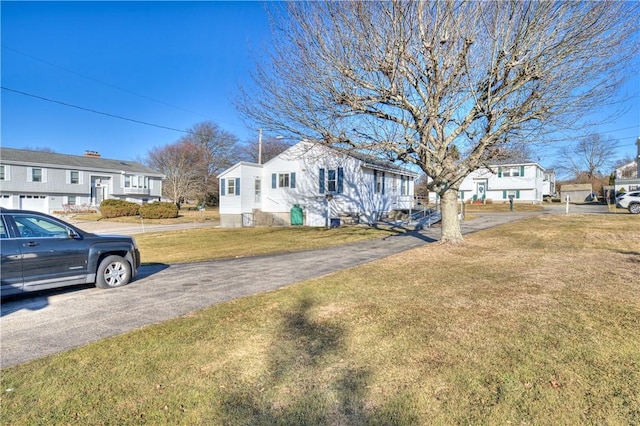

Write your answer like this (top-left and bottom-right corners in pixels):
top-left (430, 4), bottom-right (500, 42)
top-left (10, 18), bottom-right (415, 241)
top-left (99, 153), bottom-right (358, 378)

top-left (1, 214), bottom-right (639, 425)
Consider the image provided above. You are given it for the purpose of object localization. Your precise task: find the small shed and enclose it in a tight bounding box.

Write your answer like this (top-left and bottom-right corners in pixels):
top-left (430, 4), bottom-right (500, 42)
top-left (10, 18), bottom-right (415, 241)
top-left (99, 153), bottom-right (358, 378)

top-left (560, 183), bottom-right (593, 202)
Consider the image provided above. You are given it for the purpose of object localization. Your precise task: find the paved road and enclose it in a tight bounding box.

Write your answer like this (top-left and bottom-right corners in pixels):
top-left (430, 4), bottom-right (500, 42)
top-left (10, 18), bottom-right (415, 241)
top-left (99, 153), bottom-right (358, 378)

top-left (0, 206), bottom-right (606, 368)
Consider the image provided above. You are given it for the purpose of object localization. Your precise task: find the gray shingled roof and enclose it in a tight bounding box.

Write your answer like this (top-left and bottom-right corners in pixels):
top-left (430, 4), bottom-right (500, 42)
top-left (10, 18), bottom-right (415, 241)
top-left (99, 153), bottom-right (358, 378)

top-left (0, 147), bottom-right (163, 176)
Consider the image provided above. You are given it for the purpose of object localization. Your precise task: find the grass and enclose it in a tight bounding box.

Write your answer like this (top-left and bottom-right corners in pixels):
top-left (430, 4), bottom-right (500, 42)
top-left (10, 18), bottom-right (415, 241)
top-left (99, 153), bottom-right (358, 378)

top-left (136, 226), bottom-right (402, 264)
top-left (462, 202), bottom-right (545, 212)
top-left (1, 214), bottom-right (639, 425)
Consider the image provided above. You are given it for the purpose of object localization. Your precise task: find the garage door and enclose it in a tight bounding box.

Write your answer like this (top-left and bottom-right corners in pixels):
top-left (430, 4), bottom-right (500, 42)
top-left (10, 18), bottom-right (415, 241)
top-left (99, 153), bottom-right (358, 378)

top-left (19, 195), bottom-right (48, 213)
top-left (0, 194), bottom-right (12, 209)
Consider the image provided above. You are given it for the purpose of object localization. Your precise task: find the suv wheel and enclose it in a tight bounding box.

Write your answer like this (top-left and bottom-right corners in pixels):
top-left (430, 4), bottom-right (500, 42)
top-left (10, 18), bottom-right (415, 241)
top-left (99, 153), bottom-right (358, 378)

top-left (96, 255), bottom-right (132, 288)
top-left (629, 203), bottom-right (640, 215)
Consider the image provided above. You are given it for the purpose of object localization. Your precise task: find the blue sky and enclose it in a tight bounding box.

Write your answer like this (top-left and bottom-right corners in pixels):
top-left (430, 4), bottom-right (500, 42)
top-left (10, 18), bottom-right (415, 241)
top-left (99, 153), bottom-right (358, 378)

top-left (1, 1), bottom-right (271, 161)
top-left (1, 1), bottom-right (638, 169)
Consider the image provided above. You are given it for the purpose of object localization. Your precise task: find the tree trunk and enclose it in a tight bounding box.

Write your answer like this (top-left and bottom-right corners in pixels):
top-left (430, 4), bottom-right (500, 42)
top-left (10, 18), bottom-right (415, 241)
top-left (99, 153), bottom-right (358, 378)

top-left (440, 189), bottom-right (464, 244)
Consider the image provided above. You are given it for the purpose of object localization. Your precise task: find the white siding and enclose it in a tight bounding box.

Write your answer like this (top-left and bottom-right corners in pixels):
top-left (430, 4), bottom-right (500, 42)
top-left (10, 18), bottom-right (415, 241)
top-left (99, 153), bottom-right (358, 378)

top-left (459, 163), bottom-right (545, 203)
top-left (219, 142), bottom-right (418, 227)
top-left (0, 161), bottom-right (163, 213)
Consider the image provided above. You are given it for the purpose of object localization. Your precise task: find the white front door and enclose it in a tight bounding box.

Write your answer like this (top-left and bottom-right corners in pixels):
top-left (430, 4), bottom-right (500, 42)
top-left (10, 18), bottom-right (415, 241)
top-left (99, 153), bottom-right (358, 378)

top-left (476, 182), bottom-right (486, 200)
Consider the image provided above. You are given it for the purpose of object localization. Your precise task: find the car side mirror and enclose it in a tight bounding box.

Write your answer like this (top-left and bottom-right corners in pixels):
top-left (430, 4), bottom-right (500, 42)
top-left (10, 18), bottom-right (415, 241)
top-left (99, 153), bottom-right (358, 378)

top-left (67, 228), bottom-right (80, 239)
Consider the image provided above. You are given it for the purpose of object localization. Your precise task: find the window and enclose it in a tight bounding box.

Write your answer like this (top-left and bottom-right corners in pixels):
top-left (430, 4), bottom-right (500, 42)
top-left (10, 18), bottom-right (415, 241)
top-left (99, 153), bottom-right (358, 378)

top-left (68, 196), bottom-right (77, 206)
top-left (221, 178), bottom-right (240, 196)
top-left (503, 190), bottom-right (520, 199)
top-left (13, 214), bottom-right (68, 238)
top-left (499, 166), bottom-right (523, 177)
top-left (374, 170), bottom-right (385, 194)
top-left (0, 165), bottom-right (11, 181)
top-left (279, 173), bottom-right (290, 188)
top-left (327, 170), bottom-right (336, 192)
top-left (124, 174), bottom-right (148, 188)
top-left (32, 168), bottom-right (42, 182)
top-left (70, 171), bottom-right (80, 184)
top-left (318, 168), bottom-right (343, 193)
top-left (272, 172), bottom-right (296, 189)
top-left (401, 176), bottom-right (409, 196)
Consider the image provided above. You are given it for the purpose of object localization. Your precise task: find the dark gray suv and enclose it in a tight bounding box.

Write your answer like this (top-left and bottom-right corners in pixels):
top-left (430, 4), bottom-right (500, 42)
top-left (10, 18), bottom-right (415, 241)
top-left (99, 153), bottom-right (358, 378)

top-left (1, 208), bottom-right (140, 296)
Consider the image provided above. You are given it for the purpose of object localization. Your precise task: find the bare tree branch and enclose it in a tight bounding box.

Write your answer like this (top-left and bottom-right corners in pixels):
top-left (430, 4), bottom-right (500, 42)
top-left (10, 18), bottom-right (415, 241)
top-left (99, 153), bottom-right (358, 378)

top-left (238, 0), bottom-right (639, 242)
top-left (554, 134), bottom-right (620, 180)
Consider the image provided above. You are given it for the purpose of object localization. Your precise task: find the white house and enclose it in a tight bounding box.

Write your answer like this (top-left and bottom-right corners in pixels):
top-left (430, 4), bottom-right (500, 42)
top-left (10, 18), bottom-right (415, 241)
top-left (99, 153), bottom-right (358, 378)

top-left (0, 147), bottom-right (164, 214)
top-left (218, 141), bottom-right (419, 227)
top-left (614, 137), bottom-right (640, 193)
top-left (458, 162), bottom-right (546, 203)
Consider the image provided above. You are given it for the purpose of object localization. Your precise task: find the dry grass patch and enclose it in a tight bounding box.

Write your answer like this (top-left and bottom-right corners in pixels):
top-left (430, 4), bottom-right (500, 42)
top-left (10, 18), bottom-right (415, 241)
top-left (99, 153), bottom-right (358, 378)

top-left (136, 226), bottom-right (399, 264)
top-left (1, 215), bottom-right (638, 425)
top-left (463, 203), bottom-right (545, 212)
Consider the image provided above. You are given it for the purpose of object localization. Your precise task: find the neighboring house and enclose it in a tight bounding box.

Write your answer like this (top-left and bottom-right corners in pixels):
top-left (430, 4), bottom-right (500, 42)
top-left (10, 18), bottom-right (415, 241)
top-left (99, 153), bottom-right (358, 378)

top-left (560, 183), bottom-right (594, 202)
top-left (615, 160), bottom-right (638, 179)
top-left (0, 147), bottom-right (164, 214)
top-left (543, 169), bottom-right (556, 197)
top-left (458, 163), bottom-right (546, 203)
top-left (218, 141), bottom-right (419, 227)
top-left (614, 136), bottom-right (640, 193)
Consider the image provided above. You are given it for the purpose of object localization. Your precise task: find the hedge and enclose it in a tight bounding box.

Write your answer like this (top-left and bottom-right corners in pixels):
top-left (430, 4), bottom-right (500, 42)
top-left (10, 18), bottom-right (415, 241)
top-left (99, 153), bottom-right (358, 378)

top-left (99, 199), bottom-right (140, 218)
top-left (139, 202), bottom-right (179, 219)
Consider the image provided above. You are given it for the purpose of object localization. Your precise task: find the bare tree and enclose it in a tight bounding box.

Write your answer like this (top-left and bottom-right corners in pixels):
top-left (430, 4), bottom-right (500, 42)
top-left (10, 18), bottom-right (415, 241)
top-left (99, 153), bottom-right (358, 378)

top-left (179, 121), bottom-right (239, 206)
top-left (555, 134), bottom-right (620, 180)
top-left (237, 135), bottom-right (295, 164)
top-left (238, 1), bottom-right (639, 243)
top-left (414, 174), bottom-right (431, 202)
top-left (147, 141), bottom-right (205, 207)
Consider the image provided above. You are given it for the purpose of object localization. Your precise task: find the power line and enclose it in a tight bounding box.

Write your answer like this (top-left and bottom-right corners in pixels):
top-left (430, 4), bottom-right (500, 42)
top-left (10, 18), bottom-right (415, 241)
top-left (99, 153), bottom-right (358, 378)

top-left (2, 86), bottom-right (195, 135)
top-left (2, 44), bottom-right (210, 119)
top-left (1, 44), bottom-right (249, 133)
top-left (528, 127), bottom-right (639, 145)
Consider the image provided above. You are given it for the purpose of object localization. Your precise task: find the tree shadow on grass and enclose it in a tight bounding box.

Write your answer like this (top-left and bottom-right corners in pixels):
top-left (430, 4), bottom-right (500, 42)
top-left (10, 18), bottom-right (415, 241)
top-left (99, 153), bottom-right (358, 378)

top-left (616, 250), bottom-right (640, 263)
top-left (217, 297), bottom-right (419, 424)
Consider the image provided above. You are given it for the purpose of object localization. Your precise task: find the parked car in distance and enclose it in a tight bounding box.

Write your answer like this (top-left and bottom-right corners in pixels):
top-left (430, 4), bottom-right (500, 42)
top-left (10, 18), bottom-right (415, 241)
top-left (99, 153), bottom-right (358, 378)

top-left (1, 208), bottom-right (140, 297)
top-left (616, 191), bottom-right (640, 214)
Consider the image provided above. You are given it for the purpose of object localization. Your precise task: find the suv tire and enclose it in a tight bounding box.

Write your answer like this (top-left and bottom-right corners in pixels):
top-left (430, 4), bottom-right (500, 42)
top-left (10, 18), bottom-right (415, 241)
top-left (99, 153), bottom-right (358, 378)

top-left (96, 255), bottom-right (132, 288)
top-left (629, 203), bottom-right (640, 215)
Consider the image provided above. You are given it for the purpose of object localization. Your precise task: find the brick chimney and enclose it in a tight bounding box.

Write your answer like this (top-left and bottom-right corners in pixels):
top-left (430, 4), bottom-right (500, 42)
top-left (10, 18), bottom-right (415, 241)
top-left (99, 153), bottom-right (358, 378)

top-left (84, 150), bottom-right (101, 158)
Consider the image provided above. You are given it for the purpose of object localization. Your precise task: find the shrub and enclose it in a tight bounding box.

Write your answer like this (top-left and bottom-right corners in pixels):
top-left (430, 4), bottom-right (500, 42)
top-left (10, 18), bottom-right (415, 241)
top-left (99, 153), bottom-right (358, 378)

top-left (139, 202), bottom-right (179, 219)
top-left (99, 199), bottom-right (140, 218)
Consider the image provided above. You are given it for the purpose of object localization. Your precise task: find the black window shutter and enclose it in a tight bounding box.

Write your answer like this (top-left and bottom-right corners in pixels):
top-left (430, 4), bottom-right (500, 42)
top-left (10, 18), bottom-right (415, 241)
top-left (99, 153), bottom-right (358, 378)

top-left (382, 172), bottom-right (386, 194)
top-left (319, 168), bottom-right (325, 193)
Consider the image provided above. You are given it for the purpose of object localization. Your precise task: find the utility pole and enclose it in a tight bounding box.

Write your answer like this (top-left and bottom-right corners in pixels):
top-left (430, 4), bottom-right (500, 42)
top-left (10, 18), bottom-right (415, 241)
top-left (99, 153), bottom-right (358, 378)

top-left (258, 129), bottom-right (263, 165)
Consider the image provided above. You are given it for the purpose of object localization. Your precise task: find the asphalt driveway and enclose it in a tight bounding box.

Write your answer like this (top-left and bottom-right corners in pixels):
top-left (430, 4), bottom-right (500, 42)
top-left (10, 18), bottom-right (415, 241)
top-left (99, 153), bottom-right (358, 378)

top-left (0, 208), bottom-right (603, 368)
